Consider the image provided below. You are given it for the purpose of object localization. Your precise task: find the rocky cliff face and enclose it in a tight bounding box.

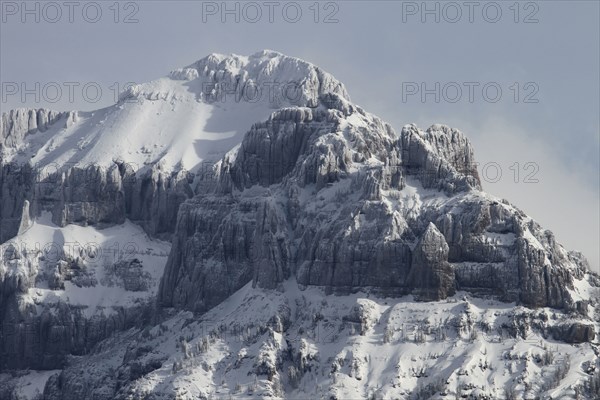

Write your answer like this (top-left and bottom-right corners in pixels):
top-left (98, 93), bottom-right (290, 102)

top-left (1, 124), bottom-right (195, 243)
top-left (408, 223), bottom-right (455, 301)
top-left (1, 108), bottom-right (66, 149)
top-left (0, 294), bottom-right (151, 370)
top-left (158, 91), bottom-right (586, 315)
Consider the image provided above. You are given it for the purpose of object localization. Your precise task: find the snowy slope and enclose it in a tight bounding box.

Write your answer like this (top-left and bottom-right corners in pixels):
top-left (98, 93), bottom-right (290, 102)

top-left (1, 212), bottom-right (170, 317)
top-left (1, 50), bottom-right (348, 174)
top-left (44, 279), bottom-right (600, 399)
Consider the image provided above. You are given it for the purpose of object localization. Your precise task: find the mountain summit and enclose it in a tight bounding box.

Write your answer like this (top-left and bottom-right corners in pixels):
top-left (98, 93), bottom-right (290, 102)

top-left (0, 52), bottom-right (598, 399)
top-left (1, 51), bottom-right (348, 173)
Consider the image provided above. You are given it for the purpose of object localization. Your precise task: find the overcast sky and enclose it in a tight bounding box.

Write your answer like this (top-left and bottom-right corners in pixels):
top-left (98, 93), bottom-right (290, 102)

top-left (1, 0), bottom-right (598, 269)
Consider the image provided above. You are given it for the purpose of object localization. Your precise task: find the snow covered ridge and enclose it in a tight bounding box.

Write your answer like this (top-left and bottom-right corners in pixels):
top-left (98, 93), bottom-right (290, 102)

top-left (0, 51), bottom-right (599, 399)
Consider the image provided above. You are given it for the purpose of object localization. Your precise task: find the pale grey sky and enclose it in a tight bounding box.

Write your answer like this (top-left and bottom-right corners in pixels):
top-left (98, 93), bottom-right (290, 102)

top-left (1, 0), bottom-right (598, 269)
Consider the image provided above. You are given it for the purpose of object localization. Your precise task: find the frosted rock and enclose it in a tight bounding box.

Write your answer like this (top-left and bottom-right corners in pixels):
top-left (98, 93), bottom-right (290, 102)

top-left (16, 199), bottom-right (31, 235)
top-left (1, 108), bottom-right (64, 148)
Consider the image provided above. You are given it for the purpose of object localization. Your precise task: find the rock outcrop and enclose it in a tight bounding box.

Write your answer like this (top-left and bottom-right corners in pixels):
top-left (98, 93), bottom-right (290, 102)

top-left (408, 223), bottom-right (455, 301)
top-left (550, 322), bottom-right (596, 343)
top-left (0, 108), bottom-right (67, 149)
top-left (0, 162), bottom-right (36, 243)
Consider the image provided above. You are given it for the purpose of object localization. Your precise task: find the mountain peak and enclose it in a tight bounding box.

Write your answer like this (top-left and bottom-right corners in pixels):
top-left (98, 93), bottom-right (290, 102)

top-left (175, 50), bottom-right (351, 103)
top-left (251, 48), bottom-right (284, 57)
top-left (190, 49), bottom-right (283, 65)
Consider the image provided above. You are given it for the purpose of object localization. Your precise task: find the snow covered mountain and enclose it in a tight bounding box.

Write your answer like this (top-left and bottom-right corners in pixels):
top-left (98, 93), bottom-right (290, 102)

top-left (0, 51), bottom-right (598, 399)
